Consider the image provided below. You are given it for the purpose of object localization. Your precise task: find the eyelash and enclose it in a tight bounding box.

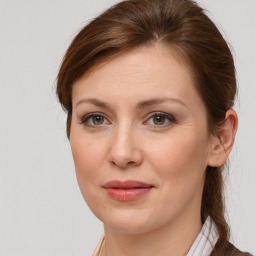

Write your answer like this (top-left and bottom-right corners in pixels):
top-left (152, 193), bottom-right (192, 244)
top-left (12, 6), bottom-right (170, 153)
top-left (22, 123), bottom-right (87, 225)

top-left (80, 112), bottom-right (176, 128)
top-left (80, 112), bottom-right (109, 126)
top-left (145, 112), bottom-right (176, 127)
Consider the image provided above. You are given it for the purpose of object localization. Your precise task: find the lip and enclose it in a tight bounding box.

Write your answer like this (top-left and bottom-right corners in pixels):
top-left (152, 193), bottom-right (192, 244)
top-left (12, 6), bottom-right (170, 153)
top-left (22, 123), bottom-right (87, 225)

top-left (103, 180), bottom-right (154, 201)
top-left (103, 180), bottom-right (154, 189)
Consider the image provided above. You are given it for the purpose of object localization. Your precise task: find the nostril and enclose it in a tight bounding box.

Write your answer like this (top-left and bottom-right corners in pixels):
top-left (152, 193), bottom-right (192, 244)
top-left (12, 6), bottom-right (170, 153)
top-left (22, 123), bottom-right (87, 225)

top-left (127, 161), bottom-right (136, 165)
top-left (110, 160), bottom-right (136, 168)
top-left (108, 146), bottom-right (143, 168)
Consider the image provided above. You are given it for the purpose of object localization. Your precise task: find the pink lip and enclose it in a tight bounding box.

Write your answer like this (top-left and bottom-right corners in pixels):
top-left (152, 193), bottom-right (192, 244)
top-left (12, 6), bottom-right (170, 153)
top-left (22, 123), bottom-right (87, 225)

top-left (103, 180), bottom-right (154, 201)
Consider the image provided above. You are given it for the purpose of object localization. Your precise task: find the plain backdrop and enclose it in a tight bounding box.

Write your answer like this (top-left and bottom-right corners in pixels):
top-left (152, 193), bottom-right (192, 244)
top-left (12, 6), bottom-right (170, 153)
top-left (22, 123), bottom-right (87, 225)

top-left (0, 0), bottom-right (255, 255)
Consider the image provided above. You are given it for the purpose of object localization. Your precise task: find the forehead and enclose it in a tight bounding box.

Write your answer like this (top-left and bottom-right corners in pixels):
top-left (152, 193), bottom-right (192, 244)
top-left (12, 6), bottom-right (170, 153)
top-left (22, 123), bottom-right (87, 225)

top-left (72, 44), bottom-right (202, 109)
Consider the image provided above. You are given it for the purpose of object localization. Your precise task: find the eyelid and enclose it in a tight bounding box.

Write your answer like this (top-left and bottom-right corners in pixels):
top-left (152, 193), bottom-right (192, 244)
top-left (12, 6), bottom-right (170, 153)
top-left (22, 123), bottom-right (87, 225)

top-left (80, 112), bottom-right (110, 126)
top-left (144, 111), bottom-right (176, 126)
top-left (79, 111), bottom-right (176, 127)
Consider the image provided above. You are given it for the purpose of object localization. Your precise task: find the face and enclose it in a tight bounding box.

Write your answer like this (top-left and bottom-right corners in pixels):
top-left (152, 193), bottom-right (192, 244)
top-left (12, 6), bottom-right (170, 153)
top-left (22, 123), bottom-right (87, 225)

top-left (70, 45), bottom-right (215, 235)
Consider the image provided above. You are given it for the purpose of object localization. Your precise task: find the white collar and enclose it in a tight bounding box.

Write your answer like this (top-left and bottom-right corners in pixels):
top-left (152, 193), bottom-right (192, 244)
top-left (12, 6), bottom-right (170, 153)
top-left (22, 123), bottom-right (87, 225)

top-left (186, 216), bottom-right (219, 256)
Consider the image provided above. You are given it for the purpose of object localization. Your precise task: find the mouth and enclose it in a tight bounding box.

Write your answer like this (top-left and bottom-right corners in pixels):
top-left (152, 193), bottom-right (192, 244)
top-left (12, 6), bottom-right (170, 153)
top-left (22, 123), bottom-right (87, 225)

top-left (103, 180), bottom-right (154, 201)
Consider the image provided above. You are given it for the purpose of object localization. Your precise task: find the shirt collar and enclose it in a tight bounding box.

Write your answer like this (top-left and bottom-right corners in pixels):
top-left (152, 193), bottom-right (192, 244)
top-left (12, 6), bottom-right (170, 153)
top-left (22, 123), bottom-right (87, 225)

top-left (186, 216), bottom-right (219, 256)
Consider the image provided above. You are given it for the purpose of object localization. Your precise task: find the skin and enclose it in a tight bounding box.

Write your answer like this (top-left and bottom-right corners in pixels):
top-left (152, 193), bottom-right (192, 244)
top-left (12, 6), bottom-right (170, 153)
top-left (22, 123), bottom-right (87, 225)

top-left (70, 44), bottom-right (237, 256)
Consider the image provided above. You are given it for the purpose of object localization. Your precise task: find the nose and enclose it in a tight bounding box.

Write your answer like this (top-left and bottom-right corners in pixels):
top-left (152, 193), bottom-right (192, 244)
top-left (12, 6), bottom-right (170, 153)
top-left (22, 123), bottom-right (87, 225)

top-left (108, 124), bottom-right (143, 169)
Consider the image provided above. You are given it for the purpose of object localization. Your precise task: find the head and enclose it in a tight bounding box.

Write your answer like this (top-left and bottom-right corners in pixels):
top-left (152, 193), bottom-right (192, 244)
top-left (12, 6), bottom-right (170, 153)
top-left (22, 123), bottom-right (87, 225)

top-left (57, 0), bottom-right (237, 241)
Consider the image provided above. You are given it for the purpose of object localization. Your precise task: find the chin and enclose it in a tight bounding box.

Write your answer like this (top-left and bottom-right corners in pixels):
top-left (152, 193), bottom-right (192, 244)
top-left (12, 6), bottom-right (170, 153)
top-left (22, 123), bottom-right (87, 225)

top-left (105, 220), bottom-right (153, 235)
top-left (97, 208), bottom-right (166, 235)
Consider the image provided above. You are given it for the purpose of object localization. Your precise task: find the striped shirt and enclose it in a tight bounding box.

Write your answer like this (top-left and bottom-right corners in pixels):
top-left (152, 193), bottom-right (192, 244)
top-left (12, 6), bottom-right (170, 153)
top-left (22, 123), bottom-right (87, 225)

top-left (92, 217), bottom-right (219, 256)
top-left (186, 217), bottom-right (219, 256)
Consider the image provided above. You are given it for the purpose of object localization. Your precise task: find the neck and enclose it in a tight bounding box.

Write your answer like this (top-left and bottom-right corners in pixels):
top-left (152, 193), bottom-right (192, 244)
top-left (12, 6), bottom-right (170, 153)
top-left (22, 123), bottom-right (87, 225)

top-left (101, 211), bottom-right (202, 256)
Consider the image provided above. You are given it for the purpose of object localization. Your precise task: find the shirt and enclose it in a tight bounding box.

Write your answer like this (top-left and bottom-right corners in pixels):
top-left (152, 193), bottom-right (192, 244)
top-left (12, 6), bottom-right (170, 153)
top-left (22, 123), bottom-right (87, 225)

top-left (92, 216), bottom-right (219, 256)
top-left (186, 216), bottom-right (219, 256)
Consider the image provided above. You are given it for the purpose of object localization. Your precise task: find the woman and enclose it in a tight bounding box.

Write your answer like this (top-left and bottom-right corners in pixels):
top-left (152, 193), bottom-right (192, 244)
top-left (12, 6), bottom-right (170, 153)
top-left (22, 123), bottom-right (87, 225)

top-left (56, 0), bottom-right (252, 255)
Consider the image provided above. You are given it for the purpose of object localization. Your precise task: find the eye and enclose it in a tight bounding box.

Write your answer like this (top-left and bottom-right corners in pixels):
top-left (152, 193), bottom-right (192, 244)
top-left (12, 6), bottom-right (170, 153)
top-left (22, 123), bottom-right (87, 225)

top-left (80, 113), bottom-right (109, 127)
top-left (152, 115), bottom-right (166, 125)
top-left (146, 112), bottom-right (176, 127)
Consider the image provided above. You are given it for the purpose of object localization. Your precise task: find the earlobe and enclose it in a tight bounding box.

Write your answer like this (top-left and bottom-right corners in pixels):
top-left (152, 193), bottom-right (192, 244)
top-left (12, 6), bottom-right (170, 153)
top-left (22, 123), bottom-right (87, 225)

top-left (207, 109), bottom-right (238, 167)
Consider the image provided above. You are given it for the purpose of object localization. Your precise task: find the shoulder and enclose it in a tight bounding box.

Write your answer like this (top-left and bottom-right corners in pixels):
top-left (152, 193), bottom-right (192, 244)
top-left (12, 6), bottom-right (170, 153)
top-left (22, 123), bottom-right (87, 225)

top-left (210, 240), bottom-right (253, 256)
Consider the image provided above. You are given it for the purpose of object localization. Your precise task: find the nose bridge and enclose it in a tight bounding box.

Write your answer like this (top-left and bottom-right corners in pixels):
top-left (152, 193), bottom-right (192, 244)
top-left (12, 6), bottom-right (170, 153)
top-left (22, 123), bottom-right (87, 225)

top-left (108, 120), bottom-right (142, 168)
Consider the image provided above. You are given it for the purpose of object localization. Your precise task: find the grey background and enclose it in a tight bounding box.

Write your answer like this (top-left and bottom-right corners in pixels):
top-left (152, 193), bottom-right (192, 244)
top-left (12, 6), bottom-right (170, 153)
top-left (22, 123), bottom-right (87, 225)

top-left (0, 0), bottom-right (255, 255)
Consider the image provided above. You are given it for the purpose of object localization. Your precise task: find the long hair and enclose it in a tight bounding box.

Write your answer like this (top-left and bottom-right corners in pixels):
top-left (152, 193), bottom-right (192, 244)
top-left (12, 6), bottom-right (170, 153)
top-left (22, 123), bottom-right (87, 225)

top-left (57, 0), bottom-right (237, 243)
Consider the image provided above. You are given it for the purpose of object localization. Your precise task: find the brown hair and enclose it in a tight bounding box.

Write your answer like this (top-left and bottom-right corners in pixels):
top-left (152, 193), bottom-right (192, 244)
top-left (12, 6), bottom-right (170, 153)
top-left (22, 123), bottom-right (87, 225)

top-left (57, 0), bottom-right (236, 244)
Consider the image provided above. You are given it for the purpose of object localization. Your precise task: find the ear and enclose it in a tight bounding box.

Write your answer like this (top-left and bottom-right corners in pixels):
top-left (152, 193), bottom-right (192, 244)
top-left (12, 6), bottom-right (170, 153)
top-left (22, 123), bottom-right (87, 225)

top-left (207, 109), bottom-right (238, 167)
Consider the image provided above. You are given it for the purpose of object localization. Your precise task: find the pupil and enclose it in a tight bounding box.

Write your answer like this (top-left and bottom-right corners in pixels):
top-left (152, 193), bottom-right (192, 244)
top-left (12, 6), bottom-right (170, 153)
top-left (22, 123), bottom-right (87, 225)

top-left (93, 116), bottom-right (103, 124)
top-left (154, 115), bottom-right (165, 125)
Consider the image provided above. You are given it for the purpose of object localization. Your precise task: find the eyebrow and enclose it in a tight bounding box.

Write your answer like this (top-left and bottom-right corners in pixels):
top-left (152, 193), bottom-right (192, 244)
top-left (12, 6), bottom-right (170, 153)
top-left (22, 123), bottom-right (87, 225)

top-left (137, 97), bottom-right (188, 109)
top-left (76, 98), bottom-right (111, 108)
top-left (75, 97), bottom-right (188, 109)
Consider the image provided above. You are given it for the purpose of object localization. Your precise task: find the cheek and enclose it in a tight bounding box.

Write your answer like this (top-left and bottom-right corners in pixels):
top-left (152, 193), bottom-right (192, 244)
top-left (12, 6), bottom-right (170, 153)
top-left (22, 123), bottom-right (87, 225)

top-left (70, 130), bottom-right (106, 185)
top-left (146, 130), bottom-right (210, 190)
top-left (143, 133), bottom-right (209, 221)
top-left (70, 133), bottom-right (108, 213)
